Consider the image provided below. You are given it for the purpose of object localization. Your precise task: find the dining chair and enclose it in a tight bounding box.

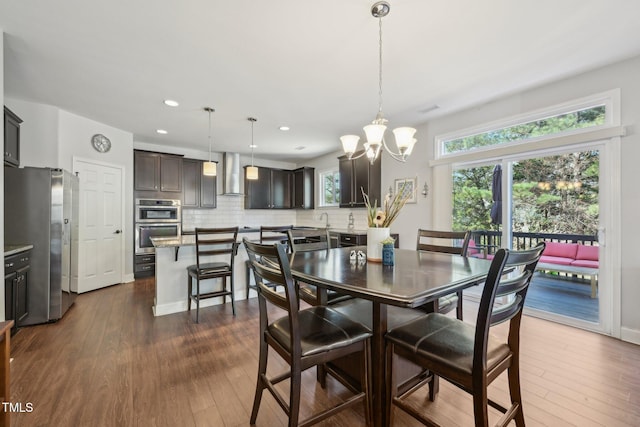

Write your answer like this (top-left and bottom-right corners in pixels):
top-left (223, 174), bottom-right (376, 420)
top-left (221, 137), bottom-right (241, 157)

top-left (385, 242), bottom-right (545, 427)
top-left (245, 225), bottom-right (293, 299)
top-left (186, 227), bottom-right (239, 323)
top-left (416, 229), bottom-right (471, 320)
top-left (287, 228), bottom-right (352, 306)
top-left (244, 238), bottom-right (373, 427)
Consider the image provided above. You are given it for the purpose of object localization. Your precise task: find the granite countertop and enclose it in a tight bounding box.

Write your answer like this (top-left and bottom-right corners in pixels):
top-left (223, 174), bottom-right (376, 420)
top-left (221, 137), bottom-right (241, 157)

top-left (4, 244), bottom-right (34, 257)
top-left (151, 236), bottom-right (196, 248)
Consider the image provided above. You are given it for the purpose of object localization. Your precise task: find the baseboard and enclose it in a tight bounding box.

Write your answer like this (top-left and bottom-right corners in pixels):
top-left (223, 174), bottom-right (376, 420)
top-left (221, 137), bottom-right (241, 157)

top-left (123, 273), bottom-right (135, 283)
top-left (620, 327), bottom-right (640, 345)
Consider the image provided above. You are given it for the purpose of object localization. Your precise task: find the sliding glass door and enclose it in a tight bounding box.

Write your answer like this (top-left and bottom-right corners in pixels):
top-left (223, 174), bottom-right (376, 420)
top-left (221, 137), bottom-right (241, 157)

top-left (453, 145), bottom-right (609, 333)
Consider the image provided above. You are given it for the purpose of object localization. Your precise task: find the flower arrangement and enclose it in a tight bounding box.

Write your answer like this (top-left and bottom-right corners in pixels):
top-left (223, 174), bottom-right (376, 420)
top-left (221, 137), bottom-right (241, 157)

top-left (362, 184), bottom-right (411, 228)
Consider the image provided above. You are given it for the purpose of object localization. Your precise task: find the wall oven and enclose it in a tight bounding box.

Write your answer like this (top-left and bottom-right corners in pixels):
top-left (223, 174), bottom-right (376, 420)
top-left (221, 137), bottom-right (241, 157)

top-left (136, 198), bottom-right (181, 223)
top-left (135, 222), bottom-right (182, 254)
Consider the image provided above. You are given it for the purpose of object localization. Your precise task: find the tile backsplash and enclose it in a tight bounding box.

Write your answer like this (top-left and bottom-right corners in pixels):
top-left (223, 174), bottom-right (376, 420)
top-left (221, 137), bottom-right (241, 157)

top-left (182, 196), bottom-right (369, 231)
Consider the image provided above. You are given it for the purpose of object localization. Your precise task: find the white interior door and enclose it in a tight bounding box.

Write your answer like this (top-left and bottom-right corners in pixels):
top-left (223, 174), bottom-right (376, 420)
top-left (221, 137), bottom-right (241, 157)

top-left (74, 158), bottom-right (124, 293)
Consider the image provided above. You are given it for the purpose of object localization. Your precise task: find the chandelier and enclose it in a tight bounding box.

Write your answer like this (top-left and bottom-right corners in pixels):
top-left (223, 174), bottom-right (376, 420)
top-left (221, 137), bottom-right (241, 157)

top-left (340, 1), bottom-right (417, 165)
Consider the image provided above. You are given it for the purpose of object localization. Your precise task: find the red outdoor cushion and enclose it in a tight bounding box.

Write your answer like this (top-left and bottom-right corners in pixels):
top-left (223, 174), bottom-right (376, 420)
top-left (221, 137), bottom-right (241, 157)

top-left (576, 244), bottom-right (599, 261)
top-left (539, 255), bottom-right (574, 266)
top-left (542, 242), bottom-right (578, 259)
top-left (467, 240), bottom-right (481, 256)
top-left (571, 259), bottom-right (599, 268)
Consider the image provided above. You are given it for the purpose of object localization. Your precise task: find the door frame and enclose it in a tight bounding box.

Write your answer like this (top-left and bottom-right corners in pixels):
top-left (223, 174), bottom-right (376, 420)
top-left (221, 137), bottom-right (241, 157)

top-left (73, 156), bottom-right (126, 289)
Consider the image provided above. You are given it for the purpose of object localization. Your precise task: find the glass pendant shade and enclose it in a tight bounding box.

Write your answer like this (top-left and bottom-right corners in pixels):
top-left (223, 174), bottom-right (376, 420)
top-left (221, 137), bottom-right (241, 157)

top-left (392, 127), bottom-right (416, 149)
top-left (340, 135), bottom-right (360, 157)
top-left (363, 124), bottom-right (387, 144)
top-left (203, 161), bottom-right (216, 176)
top-left (246, 165), bottom-right (259, 180)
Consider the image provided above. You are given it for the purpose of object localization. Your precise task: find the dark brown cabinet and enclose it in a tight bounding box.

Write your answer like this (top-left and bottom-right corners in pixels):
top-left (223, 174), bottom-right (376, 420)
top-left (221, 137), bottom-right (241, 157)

top-left (183, 158), bottom-right (217, 208)
top-left (4, 106), bottom-right (22, 167)
top-left (337, 232), bottom-right (399, 248)
top-left (293, 167), bottom-right (315, 209)
top-left (4, 250), bottom-right (30, 332)
top-left (134, 150), bottom-right (183, 193)
top-left (134, 253), bottom-right (155, 276)
top-left (244, 166), bottom-right (292, 209)
top-left (339, 152), bottom-right (381, 208)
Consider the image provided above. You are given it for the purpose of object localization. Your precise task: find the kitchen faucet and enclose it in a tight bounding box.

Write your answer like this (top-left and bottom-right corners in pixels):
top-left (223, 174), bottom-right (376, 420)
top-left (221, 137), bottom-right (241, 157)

top-left (319, 212), bottom-right (330, 228)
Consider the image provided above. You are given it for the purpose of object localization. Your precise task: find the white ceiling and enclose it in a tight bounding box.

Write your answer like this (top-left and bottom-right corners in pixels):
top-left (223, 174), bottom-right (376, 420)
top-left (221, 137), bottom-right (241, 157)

top-left (2, 0), bottom-right (640, 162)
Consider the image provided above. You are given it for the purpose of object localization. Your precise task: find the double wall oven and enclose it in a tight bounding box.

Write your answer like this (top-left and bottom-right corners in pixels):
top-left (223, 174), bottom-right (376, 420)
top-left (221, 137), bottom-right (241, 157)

top-left (135, 199), bottom-right (181, 276)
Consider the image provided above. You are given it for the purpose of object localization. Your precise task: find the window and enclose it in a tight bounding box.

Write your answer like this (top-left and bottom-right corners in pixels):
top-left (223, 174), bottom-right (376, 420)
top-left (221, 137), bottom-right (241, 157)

top-left (441, 105), bottom-right (605, 156)
top-left (318, 169), bottom-right (340, 207)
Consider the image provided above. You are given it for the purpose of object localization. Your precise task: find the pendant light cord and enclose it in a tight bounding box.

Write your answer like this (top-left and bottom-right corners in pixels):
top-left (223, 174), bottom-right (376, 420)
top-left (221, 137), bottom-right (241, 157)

top-left (251, 119), bottom-right (255, 166)
top-left (208, 109), bottom-right (212, 162)
top-left (378, 16), bottom-right (383, 116)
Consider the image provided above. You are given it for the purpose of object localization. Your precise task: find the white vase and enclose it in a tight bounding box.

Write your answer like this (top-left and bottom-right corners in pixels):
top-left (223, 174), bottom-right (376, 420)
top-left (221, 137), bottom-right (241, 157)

top-left (367, 227), bottom-right (390, 262)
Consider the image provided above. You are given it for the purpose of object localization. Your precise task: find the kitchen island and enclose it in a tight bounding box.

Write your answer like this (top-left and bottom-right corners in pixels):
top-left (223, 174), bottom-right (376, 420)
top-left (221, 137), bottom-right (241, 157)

top-left (151, 231), bottom-right (260, 316)
top-left (149, 227), bottom-right (393, 317)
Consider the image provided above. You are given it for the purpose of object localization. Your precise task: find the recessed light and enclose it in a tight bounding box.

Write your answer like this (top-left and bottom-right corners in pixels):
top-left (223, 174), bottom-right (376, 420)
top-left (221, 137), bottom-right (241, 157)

top-left (156, 129), bottom-right (168, 134)
top-left (279, 126), bottom-right (290, 131)
top-left (249, 144), bottom-right (258, 149)
top-left (295, 146), bottom-right (305, 150)
top-left (163, 99), bottom-right (179, 107)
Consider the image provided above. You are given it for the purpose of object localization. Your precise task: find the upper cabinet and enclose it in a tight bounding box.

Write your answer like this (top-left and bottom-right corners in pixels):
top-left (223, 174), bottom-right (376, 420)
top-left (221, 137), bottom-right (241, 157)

top-left (4, 106), bottom-right (22, 167)
top-left (293, 167), bottom-right (315, 209)
top-left (183, 158), bottom-right (217, 208)
top-left (339, 153), bottom-right (381, 208)
top-left (134, 150), bottom-right (183, 196)
top-left (244, 166), bottom-right (293, 209)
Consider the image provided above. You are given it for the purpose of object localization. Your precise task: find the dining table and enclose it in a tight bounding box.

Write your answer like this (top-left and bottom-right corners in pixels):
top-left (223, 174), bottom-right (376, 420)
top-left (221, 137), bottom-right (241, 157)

top-left (289, 246), bottom-right (494, 427)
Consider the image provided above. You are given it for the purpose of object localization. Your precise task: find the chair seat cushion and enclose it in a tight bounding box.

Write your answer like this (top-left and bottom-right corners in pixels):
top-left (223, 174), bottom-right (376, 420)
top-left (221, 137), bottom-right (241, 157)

top-left (539, 255), bottom-right (574, 266)
top-left (386, 313), bottom-right (511, 377)
top-left (268, 306), bottom-right (372, 357)
top-left (187, 262), bottom-right (231, 277)
top-left (571, 259), bottom-right (599, 269)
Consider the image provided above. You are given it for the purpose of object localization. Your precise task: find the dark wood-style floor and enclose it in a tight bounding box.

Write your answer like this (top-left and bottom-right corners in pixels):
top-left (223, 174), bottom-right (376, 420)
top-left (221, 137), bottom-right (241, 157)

top-left (7, 279), bottom-right (640, 426)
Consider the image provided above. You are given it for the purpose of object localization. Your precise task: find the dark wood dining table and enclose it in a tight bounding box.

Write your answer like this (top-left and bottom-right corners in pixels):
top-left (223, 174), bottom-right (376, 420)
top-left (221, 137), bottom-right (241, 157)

top-left (289, 246), bottom-right (493, 427)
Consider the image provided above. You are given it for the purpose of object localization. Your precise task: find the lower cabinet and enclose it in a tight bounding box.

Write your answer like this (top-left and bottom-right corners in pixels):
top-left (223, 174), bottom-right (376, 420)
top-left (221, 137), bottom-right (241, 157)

top-left (4, 250), bottom-right (30, 333)
top-left (337, 232), bottom-right (400, 248)
top-left (134, 253), bottom-right (155, 278)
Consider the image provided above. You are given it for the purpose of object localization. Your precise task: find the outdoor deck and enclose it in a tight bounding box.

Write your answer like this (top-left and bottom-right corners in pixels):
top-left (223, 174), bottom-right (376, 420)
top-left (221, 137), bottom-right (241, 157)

top-left (525, 272), bottom-right (598, 322)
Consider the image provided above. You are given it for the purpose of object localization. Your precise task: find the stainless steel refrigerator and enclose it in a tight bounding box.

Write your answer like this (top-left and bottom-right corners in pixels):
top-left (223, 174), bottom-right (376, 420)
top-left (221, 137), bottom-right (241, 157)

top-left (4, 167), bottom-right (79, 325)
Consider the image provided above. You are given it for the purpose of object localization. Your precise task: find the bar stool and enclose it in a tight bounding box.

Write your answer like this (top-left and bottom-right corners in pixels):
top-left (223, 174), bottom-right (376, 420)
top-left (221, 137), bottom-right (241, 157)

top-left (186, 227), bottom-right (239, 323)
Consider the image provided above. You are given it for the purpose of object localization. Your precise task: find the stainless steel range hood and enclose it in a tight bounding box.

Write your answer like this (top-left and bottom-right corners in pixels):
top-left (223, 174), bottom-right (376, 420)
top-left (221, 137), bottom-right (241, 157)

top-left (222, 152), bottom-right (243, 195)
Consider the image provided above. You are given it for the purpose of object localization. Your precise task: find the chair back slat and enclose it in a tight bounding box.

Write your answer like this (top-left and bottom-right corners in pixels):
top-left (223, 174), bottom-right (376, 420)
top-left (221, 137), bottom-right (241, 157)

top-left (287, 228), bottom-right (331, 253)
top-left (416, 229), bottom-right (471, 256)
top-left (260, 225), bottom-right (293, 243)
top-left (195, 227), bottom-right (239, 271)
top-left (244, 238), bottom-right (301, 334)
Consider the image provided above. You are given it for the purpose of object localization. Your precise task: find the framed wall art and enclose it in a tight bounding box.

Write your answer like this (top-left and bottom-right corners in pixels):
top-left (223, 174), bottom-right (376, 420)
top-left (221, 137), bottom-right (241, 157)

top-left (394, 177), bottom-right (417, 204)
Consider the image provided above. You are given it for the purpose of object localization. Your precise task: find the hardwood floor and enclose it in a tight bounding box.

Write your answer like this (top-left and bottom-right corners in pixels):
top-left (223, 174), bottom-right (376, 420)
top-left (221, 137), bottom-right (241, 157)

top-left (7, 278), bottom-right (640, 426)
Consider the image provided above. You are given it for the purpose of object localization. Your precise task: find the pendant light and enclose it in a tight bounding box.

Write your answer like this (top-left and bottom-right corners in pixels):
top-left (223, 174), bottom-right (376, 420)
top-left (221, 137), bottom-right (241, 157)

top-left (202, 107), bottom-right (217, 176)
top-left (340, 1), bottom-right (417, 165)
top-left (246, 117), bottom-right (259, 180)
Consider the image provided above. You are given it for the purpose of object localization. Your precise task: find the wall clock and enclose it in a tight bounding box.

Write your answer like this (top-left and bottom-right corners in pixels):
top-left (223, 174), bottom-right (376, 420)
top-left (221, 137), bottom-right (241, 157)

top-left (91, 134), bottom-right (111, 153)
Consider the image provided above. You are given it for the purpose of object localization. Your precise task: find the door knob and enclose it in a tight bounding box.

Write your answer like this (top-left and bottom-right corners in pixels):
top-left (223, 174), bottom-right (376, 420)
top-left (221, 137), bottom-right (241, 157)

top-left (114, 230), bottom-right (122, 234)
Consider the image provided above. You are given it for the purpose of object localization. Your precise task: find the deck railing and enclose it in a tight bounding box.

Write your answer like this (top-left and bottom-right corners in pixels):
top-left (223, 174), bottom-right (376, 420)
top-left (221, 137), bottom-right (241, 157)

top-left (471, 230), bottom-right (598, 255)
